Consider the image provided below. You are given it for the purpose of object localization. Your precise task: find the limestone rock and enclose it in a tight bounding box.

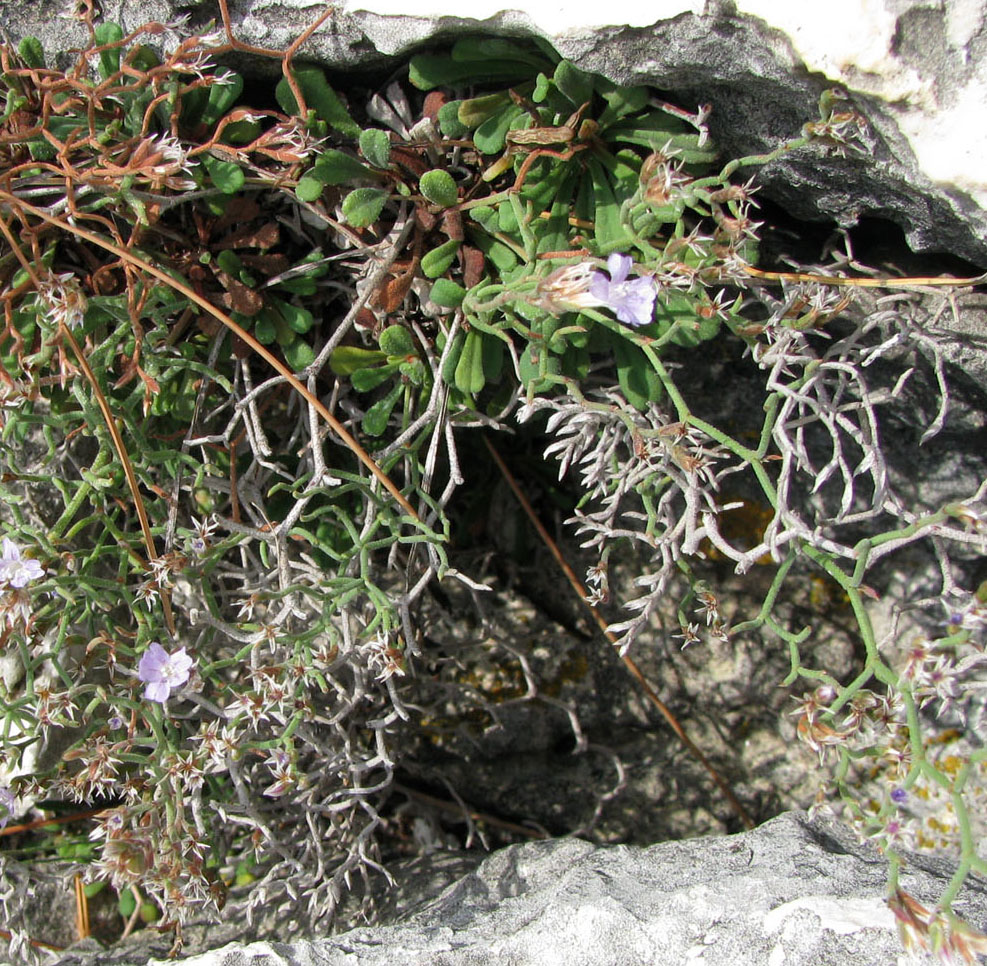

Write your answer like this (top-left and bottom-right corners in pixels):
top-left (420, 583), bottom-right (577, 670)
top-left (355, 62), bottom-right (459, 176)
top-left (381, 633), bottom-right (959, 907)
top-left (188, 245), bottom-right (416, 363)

top-left (126, 812), bottom-right (973, 966)
top-left (2, 0), bottom-right (986, 263)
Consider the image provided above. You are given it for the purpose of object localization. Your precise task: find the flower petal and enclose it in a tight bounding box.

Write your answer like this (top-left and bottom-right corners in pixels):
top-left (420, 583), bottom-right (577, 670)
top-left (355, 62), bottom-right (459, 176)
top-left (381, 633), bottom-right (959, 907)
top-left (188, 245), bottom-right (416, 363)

top-left (143, 680), bottom-right (171, 703)
top-left (606, 253), bottom-right (631, 284)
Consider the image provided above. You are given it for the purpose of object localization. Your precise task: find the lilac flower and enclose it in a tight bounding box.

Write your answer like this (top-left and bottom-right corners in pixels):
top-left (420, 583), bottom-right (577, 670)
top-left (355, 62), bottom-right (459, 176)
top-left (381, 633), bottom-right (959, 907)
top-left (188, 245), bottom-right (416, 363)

top-left (589, 254), bottom-right (657, 327)
top-left (0, 538), bottom-right (45, 588)
top-left (137, 642), bottom-right (193, 704)
top-left (0, 786), bottom-right (15, 829)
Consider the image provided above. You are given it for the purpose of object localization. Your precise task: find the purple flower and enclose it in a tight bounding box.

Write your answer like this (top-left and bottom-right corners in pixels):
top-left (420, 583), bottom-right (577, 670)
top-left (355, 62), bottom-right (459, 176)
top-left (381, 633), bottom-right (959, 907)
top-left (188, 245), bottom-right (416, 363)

top-left (589, 254), bottom-right (657, 327)
top-left (0, 538), bottom-right (45, 588)
top-left (890, 787), bottom-right (908, 805)
top-left (138, 642), bottom-right (193, 704)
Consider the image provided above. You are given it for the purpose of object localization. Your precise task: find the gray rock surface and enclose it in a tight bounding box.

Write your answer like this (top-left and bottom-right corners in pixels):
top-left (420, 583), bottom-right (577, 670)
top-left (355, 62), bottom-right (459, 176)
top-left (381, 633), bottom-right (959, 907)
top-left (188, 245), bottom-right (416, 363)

top-left (125, 811), bottom-right (974, 966)
top-left (2, 0), bottom-right (986, 264)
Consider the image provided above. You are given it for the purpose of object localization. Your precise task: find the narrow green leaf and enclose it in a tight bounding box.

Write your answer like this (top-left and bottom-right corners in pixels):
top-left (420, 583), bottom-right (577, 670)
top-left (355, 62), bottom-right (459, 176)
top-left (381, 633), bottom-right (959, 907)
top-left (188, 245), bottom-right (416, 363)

top-left (359, 128), bottom-right (391, 168)
top-left (277, 68), bottom-right (359, 137)
top-left (409, 55), bottom-right (534, 91)
top-left (201, 73), bottom-right (244, 126)
top-left (93, 23), bottom-right (123, 80)
top-left (450, 37), bottom-right (551, 69)
top-left (419, 169), bottom-right (459, 208)
top-left (330, 346), bottom-right (388, 376)
top-left (441, 331), bottom-right (465, 384)
top-left (341, 187), bottom-right (389, 227)
top-left (588, 158), bottom-right (625, 246)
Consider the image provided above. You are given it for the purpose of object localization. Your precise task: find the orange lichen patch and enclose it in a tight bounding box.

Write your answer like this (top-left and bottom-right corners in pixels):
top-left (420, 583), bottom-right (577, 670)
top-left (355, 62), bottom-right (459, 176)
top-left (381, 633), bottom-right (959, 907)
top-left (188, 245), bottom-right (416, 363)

top-left (703, 498), bottom-right (775, 565)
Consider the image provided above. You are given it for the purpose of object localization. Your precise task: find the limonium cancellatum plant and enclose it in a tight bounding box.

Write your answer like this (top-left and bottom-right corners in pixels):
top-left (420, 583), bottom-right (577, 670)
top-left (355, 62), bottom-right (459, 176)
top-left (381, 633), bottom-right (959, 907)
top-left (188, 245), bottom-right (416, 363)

top-left (0, 8), bottom-right (984, 962)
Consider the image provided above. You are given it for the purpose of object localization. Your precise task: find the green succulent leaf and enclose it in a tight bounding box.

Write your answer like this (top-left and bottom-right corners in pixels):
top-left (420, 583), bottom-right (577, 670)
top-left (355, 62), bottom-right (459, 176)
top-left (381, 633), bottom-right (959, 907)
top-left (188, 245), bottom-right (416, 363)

top-left (200, 153), bottom-right (245, 195)
top-left (430, 279), bottom-right (467, 309)
top-left (519, 342), bottom-right (561, 392)
top-left (215, 250), bottom-right (243, 275)
top-left (359, 128), bottom-right (391, 169)
top-left (469, 231), bottom-right (517, 274)
top-left (129, 44), bottom-right (160, 73)
top-left (254, 312), bottom-right (277, 345)
top-left (17, 36), bottom-right (45, 69)
top-left (408, 38), bottom-right (548, 91)
top-left (440, 331), bottom-right (465, 385)
top-left (481, 332), bottom-right (505, 382)
top-left (588, 158), bottom-right (629, 247)
top-left (351, 363), bottom-right (399, 392)
top-left (457, 93), bottom-right (511, 130)
top-left (296, 176), bottom-right (324, 203)
top-left (283, 336), bottom-right (316, 371)
top-left (419, 170), bottom-right (459, 208)
top-left (468, 206), bottom-right (498, 233)
top-left (341, 187), bottom-right (389, 227)
top-left (273, 299), bottom-right (315, 335)
top-left (310, 149), bottom-right (374, 185)
top-left (532, 72), bottom-right (551, 103)
top-left (437, 101), bottom-right (470, 138)
top-left (473, 104), bottom-right (524, 155)
top-left (399, 359), bottom-right (426, 385)
top-left (553, 61), bottom-right (595, 108)
top-left (454, 330), bottom-right (486, 395)
top-left (362, 383), bottom-right (403, 436)
top-left (421, 239), bottom-right (461, 279)
top-left (378, 325), bottom-right (416, 357)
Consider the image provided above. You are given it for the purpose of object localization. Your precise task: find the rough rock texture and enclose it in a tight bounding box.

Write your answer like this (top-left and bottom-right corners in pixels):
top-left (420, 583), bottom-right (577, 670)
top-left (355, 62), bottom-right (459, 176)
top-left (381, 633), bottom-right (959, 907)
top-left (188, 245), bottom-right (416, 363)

top-left (2, 0), bottom-right (985, 265)
top-left (92, 811), bottom-right (977, 966)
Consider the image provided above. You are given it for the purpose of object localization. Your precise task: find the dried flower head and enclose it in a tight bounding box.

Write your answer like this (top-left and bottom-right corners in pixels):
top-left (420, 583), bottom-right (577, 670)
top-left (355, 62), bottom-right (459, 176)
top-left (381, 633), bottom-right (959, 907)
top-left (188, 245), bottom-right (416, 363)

top-left (534, 263), bottom-right (606, 316)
